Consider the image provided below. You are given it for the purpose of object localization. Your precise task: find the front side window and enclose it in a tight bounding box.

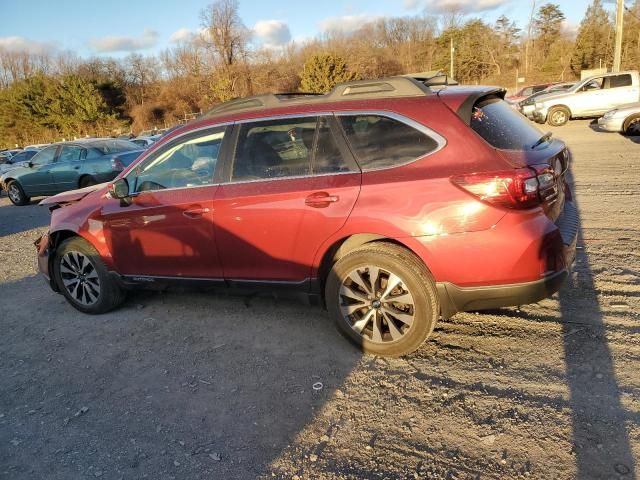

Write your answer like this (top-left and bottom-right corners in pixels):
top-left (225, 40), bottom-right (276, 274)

top-left (131, 129), bottom-right (225, 192)
top-left (30, 146), bottom-right (57, 166)
top-left (582, 78), bottom-right (603, 91)
top-left (57, 145), bottom-right (83, 162)
top-left (338, 114), bottom-right (439, 170)
top-left (232, 118), bottom-right (316, 181)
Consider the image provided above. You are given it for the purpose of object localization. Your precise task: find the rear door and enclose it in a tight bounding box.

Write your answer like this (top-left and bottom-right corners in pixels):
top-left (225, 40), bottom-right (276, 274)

top-left (214, 115), bottom-right (361, 283)
top-left (49, 144), bottom-right (84, 192)
top-left (604, 73), bottom-right (637, 110)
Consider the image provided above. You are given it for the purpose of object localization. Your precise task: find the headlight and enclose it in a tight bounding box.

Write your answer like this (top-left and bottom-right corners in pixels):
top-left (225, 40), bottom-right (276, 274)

top-left (603, 109), bottom-right (618, 119)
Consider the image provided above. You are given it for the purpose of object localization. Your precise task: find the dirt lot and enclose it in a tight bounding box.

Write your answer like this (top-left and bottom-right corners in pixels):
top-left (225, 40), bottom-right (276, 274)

top-left (1, 120), bottom-right (639, 479)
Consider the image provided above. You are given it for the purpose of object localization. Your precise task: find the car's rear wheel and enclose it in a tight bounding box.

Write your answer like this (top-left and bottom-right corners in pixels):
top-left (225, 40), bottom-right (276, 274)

top-left (53, 237), bottom-right (126, 314)
top-left (623, 114), bottom-right (640, 136)
top-left (547, 106), bottom-right (571, 126)
top-left (325, 243), bottom-right (439, 357)
top-left (7, 180), bottom-right (30, 206)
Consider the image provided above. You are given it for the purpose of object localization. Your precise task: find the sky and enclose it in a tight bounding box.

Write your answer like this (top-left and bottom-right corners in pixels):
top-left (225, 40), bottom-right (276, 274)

top-left (0, 0), bottom-right (621, 58)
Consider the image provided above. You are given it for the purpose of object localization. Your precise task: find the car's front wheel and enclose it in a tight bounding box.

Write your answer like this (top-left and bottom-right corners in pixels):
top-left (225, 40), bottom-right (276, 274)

top-left (53, 237), bottom-right (126, 314)
top-left (547, 106), bottom-right (571, 126)
top-left (6, 180), bottom-right (30, 206)
top-left (325, 243), bottom-right (439, 357)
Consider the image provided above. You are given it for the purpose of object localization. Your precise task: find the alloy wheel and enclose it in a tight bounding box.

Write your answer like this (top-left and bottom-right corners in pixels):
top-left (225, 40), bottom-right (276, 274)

top-left (8, 184), bottom-right (21, 204)
top-left (552, 111), bottom-right (567, 125)
top-left (339, 265), bottom-right (415, 344)
top-left (59, 251), bottom-right (101, 306)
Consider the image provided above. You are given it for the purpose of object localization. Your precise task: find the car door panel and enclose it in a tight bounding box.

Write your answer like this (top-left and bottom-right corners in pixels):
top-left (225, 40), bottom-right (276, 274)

top-left (19, 146), bottom-right (58, 195)
top-left (214, 116), bottom-right (361, 283)
top-left (49, 145), bottom-right (84, 192)
top-left (101, 186), bottom-right (220, 277)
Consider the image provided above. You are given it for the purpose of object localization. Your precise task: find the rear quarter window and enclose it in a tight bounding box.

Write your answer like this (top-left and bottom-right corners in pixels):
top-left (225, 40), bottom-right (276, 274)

top-left (337, 114), bottom-right (440, 170)
top-left (470, 97), bottom-right (544, 150)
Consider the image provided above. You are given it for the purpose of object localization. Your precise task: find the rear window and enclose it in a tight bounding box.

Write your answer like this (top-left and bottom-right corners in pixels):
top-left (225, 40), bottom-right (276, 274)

top-left (609, 74), bottom-right (632, 88)
top-left (470, 97), bottom-right (544, 150)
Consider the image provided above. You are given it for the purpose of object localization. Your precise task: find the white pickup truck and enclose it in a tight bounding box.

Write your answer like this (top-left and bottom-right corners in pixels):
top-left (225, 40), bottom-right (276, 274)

top-left (531, 70), bottom-right (640, 126)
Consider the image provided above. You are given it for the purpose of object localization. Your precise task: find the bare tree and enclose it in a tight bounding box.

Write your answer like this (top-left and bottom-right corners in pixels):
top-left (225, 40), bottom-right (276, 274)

top-left (200, 0), bottom-right (249, 67)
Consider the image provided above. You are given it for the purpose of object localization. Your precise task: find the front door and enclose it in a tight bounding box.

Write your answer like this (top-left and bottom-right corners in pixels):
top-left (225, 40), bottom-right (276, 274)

top-left (100, 127), bottom-right (228, 278)
top-left (19, 145), bottom-right (58, 195)
top-left (214, 115), bottom-right (361, 283)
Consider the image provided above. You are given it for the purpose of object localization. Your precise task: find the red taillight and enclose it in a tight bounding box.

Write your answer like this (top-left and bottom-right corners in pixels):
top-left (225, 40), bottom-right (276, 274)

top-left (111, 158), bottom-right (125, 171)
top-left (451, 166), bottom-right (555, 209)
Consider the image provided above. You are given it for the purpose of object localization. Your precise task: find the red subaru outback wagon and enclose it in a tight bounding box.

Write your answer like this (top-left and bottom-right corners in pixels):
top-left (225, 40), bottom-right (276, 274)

top-left (36, 77), bottom-right (577, 356)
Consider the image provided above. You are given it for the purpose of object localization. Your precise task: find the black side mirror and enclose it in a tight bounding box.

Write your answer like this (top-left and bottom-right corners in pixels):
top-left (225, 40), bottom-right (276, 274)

top-left (109, 178), bottom-right (130, 199)
top-left (28, 161), bottom-right (34, 168)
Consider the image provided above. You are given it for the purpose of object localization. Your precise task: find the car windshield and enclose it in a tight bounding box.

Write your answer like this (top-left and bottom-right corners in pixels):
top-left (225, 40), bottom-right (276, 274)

top-left (471, 97), bottom-right (545, 150)
top-left (88, 139), bottom-right (139, 154)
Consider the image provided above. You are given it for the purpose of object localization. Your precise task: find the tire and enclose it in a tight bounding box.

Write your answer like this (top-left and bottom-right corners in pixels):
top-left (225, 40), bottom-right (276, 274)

top-left (623, 114), bottom-right (640, 136)
top-left (79, 176), bottom-right (97, 189)
top-left (6, 180), bottom-right (30, 206)
top-left (325, 243), bottom-right (439, 357)
top-left (547, 106), bottom-right (571, 126)
top-left (53, 237), bottom-right (126, 314)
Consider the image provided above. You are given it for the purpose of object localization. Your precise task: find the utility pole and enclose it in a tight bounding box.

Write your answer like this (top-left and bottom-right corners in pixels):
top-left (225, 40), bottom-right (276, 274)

top-left (613, 0), bottom-right (624, 72)
top-left (450, 38), bottom-right (455, 79)
top-left (525, 0), bottom-right (537, 74)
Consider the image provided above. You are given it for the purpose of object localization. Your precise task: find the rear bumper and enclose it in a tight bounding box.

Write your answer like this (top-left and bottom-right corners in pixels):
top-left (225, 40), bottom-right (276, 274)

top-left (433, 200), bottom-right (578, 318)
top-left (437, 270), bottom-right (568, 318)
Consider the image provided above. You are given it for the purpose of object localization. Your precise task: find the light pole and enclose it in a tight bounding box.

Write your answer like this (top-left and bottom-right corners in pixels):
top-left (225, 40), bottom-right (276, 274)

top-left (613, 0), bottom-right (624, 72)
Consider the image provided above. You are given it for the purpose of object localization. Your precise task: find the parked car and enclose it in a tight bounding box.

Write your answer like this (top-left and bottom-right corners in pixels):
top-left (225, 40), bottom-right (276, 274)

top-left (0, 138), bottom-right (139, 206)
top-left (34, 76), bottom-right (577, 356)
top-left (519, 82), bottom-right (576, 119)
top-left (597, 102), bottom-right (640, 135)
top-left (0, 149), bottom-right (39, 174)
top-left (130, 135), bottom-right (160, 149)
top-left (532, 71), bottom-right (640, 126)
top-left (506, 83), bottom-right (553, 104)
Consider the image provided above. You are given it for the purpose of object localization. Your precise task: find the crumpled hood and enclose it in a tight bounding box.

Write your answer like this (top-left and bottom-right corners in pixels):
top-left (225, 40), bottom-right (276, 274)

top-left (39, 182), bottom-right (108, 207)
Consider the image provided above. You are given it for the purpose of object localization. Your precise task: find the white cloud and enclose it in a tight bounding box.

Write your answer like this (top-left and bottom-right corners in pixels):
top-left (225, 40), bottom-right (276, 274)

top-left (253, 20), bottom-right (292, 49)
top-left (319, 14), bottom-right (382, 34)
top-left (409, 0), bottom-right (510, 13)
top-left (562, 20), bottom-right (579, 38)
top-left (169, 28), bottom-right (196, 44)
top-left (88, 29), bottom-right (159, 53)
top-left (0, 36), bottom-right (56, 54)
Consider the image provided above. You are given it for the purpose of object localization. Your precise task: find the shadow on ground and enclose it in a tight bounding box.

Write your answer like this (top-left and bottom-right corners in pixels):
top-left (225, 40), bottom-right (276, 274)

top-left (0, 275), bottom-right (362, 479)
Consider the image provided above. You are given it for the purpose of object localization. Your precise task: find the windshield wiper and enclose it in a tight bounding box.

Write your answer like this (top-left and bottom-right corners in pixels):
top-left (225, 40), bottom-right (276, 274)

top-left (531, 132), bottom-right (553, 149)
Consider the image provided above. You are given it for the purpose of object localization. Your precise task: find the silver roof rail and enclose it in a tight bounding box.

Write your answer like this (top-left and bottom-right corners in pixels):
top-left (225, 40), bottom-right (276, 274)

top-left (204, 76), bottom-right (432, 118)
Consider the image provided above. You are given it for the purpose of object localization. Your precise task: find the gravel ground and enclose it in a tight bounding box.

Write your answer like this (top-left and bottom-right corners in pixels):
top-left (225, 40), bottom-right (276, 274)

top-left (0, 120), bottom-right (639, 479)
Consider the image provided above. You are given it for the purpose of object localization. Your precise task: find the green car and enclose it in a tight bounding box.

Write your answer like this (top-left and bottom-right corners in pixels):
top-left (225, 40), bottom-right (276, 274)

top-left (0, 138), bottom-right (141, 206)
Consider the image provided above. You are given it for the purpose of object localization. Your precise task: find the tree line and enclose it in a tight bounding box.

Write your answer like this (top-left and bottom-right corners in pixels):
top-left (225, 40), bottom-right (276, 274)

top-left (1, 0), bottom-right (639, 148)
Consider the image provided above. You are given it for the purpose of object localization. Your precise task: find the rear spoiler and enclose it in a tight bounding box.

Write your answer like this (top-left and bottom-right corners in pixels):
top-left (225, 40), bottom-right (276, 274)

top-left (442, 87), bottom-right (507, 126)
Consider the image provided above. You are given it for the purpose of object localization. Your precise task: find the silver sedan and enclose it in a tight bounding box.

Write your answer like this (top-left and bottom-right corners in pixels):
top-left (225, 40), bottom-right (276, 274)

top-left (597, 102), bottom-right (640, 135)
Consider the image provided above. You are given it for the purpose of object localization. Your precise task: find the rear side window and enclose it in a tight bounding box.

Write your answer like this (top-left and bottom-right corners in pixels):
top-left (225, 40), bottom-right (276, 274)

top-left (608, 74), bottom-right (632, 88)
top-left (337, 114), bottom-right (439, 170)
top-left (471, 97), bottom-right (544, 150)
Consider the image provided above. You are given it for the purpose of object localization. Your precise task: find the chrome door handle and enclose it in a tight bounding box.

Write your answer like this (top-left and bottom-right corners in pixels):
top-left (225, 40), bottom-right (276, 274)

top-left (183, 207), bottom-right (210, 218)
top-left (305, 192), bottom-right (340, 208)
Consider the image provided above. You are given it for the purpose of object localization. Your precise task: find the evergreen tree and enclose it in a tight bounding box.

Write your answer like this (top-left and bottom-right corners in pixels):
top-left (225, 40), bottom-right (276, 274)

top-left (534, 4), bottom-right (566, 57)
top-left (570, 0), bottom-right (614, 74)
top-left (299, 54), bottom-right (358, 93)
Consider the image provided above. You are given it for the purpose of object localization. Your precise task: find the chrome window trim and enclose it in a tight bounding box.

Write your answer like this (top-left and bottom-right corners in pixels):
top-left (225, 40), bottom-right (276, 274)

top-left (123, 110), bottom-right (447, 193)
top-left (333, 110), bottom-right (447, 173)
top-left (123, 123), bottom-right (232, 196)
